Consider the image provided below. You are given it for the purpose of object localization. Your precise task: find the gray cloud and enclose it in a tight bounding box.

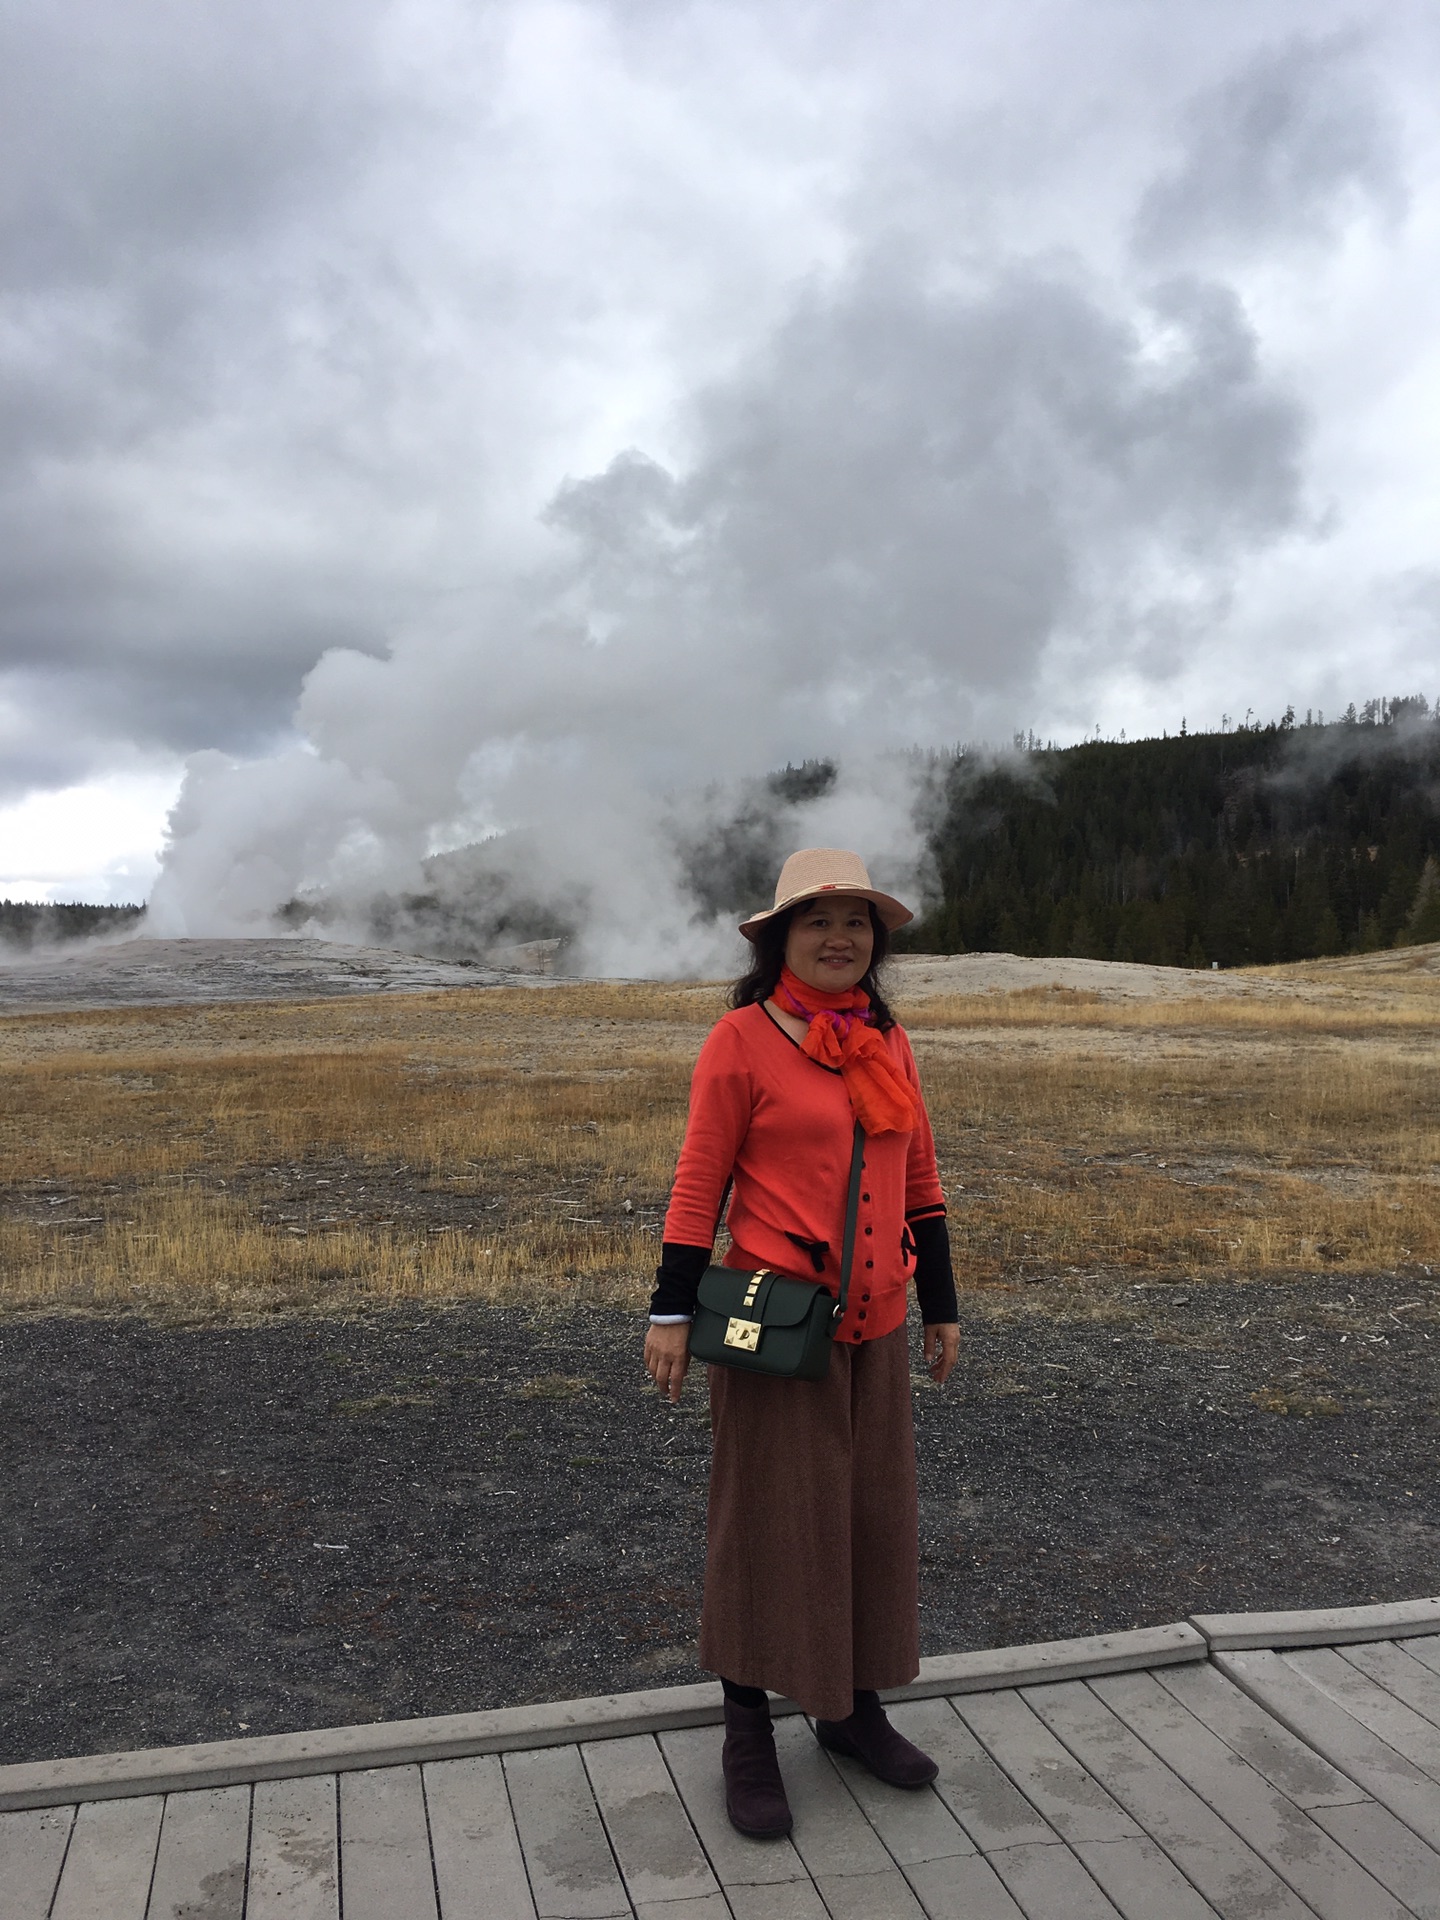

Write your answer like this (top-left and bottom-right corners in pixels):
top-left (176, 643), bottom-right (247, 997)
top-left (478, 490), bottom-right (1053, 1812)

top-left (0, 3), bottom-right (404, 786)
top-left (0, 3), bottom-right (388, 292)
top-left (1134, 31), bottom-right (1405, 261)
top-left (682, 262), bottom-right (1304, 653)
top-left (532, 255), bottom-right (1311, 756)
top-left (1, 0), bottom-right (1435, 937)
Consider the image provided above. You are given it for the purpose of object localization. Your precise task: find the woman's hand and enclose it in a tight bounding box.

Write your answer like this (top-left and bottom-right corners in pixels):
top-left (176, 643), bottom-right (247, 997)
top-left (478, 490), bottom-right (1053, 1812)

top-left (645, 1322), bottom-right (692, 1403)
top-left (923, 1321), bottom-right (960, 1386)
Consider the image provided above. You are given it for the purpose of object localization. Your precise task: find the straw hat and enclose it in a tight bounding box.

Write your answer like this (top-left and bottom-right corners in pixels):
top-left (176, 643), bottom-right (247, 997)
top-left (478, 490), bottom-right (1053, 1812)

top-left (738, 848), bottom-right (914, 940)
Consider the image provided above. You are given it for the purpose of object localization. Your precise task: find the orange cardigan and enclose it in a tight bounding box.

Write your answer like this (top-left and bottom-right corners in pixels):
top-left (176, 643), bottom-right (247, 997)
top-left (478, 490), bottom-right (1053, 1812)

top-left (663, 1003), bottom-right (946, 1344)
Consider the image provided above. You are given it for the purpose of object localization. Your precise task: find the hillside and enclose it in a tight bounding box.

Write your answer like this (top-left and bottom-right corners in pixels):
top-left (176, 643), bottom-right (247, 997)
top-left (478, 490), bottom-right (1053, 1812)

top-left (906, 699), bottom-right (1440, 967)
top-left (0, 900), bottom-right (144, 951)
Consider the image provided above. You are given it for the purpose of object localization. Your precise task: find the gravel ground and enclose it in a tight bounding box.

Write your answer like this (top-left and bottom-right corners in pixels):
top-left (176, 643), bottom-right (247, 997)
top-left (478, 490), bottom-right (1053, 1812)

top-left (2, 1273), bottom-right (1437, 1767)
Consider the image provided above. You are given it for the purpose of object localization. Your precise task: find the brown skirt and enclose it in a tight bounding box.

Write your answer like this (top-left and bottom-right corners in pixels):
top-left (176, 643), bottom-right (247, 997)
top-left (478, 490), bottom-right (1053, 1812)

top-left (698, 1323), bottom-right (919, 1722)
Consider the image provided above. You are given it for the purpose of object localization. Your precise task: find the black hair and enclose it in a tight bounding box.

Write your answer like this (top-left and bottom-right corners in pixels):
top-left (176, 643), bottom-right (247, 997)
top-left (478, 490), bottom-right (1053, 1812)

top-left (729, 898), bottom-right (897, 1030)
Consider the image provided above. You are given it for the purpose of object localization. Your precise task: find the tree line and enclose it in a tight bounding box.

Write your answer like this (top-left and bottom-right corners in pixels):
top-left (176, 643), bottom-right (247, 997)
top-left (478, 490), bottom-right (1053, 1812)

top-left (0, 901), bottom-right (144, 949)
top-left (902, 698), bottom-right (1440, 967)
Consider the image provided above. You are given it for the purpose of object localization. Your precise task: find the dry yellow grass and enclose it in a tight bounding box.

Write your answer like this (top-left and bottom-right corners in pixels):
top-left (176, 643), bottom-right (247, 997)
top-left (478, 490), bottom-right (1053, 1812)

top-left (0, 1196), bottom-right (658, 1315)
top-left (1, 963), bottom-right (1436, 1316)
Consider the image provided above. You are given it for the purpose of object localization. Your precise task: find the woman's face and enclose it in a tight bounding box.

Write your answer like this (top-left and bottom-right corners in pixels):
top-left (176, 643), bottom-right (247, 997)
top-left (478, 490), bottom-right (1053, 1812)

top-left (783, 894), bottom-right (876, 993)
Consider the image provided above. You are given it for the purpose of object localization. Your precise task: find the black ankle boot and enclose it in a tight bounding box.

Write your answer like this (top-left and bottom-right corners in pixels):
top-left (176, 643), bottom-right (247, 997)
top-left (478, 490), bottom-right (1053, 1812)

top-left (814, 1694), bottom-right (938, 1788)
top-left (722, 1699), bottom-right (793, 1838)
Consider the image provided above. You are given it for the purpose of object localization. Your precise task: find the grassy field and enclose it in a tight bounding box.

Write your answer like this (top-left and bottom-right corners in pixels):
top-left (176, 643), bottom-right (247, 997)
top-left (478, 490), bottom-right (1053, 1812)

top-left (2, 958), bottom-right (1438, 1317)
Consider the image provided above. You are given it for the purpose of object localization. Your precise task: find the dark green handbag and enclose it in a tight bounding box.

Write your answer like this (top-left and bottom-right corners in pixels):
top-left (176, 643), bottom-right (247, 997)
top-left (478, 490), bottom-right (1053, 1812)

top-left (688, 1123), bottom-right (866, 1381)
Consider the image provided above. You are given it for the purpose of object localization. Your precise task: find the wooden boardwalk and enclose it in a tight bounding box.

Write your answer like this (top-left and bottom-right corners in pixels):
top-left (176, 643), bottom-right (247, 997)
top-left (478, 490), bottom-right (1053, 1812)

top-left (6, 1628), bottom-right (1440, 1918)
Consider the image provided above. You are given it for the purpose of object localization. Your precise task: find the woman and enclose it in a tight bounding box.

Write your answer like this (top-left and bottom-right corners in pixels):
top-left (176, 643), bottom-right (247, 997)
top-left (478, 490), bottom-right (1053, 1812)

top-left (645, 847), bottom-right (961, 1838)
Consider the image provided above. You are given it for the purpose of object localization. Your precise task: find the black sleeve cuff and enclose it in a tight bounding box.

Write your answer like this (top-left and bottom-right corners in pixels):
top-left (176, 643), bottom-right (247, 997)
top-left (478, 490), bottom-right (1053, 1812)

top-left (909, 1213), bottom-right (958, 1324)
top-left (906, 1202), bottom-right (947, 1223)
top-left (649, 1243), bottom-right (712, 1318)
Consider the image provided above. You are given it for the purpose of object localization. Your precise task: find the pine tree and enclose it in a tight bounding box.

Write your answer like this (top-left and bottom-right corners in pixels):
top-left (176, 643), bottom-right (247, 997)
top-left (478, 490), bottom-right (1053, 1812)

top-left (1404, 857), bottom-right (1440, 946)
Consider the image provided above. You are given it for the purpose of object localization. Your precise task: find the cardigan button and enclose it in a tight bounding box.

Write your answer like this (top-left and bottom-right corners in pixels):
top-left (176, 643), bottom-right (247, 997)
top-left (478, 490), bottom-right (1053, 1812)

top-left (862, 1193), bottom-right (870, 1202)
top-left (857, 1309), bottom-right (867, 1320)
top-left (863, 1226), bottom-right (872, 1236)
top-left (864, 1259), bottom-right (873, 1269)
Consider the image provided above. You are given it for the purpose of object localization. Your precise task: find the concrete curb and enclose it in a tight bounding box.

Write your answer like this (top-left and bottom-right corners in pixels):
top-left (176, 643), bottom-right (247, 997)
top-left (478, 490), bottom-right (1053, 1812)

top-left (888, 1621), bottom-right (1206, 1700)
top-left (1189, 1595), bottom-right (1440, 1651)
top-left (0, 1685), bottom-right (727, 1813)
top-left (0, 1622), bottom-right (1204, 1812)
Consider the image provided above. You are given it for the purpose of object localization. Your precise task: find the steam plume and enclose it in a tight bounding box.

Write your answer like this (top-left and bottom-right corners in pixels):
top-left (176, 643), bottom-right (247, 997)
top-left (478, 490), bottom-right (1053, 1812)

top-left (146, 250), bottom-right (1309, 973)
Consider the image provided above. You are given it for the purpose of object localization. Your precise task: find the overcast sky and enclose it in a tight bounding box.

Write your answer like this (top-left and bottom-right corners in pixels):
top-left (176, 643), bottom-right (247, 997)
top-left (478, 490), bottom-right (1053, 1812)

top-left (2, 0), bottom-right (1438, 914)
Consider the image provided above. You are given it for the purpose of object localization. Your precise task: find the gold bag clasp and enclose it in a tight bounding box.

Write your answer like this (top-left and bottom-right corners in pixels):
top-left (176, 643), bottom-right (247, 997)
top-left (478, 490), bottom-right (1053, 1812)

top-left (724, 1317), bottom-right (762, 1351)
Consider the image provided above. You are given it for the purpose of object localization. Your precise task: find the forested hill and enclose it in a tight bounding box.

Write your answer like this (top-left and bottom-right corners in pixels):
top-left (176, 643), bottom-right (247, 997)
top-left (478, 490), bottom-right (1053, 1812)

top-left (0, 902), bottom-right (144, 950)
top-left (906, 700), bottom-right (1440, 968)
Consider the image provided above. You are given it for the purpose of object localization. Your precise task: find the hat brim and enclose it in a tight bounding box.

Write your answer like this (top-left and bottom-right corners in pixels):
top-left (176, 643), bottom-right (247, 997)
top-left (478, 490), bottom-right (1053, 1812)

top-left (739, 886), bottom-right (914, 941)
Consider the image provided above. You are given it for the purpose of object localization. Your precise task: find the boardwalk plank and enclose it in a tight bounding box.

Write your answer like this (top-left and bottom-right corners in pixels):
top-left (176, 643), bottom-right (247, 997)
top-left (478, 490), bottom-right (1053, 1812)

top-left (771, 1717), bottom-right (894, 1879)
top-left (891, 1700), bottom-right (1056, 1852)
top-left (1286, 1647), bottom-right (1440, 1783)
top-left (986, 1840), bottom-right (1123, 1919)
top-left (583, 1734), bottom-right (719, 1908)
top-left (902, 1853), bottom-right (1026, 1920)
top-left (338, 1766), bottom-right (439, 1920)
top-left (504, 1745), bottom-right (630, 1920)
top-left (246, 1775), bottom-right (339, 1920)
top-left (658, 1725), bottom-right (809, 1888)
top-left (424, 1754), bottom-right (536, 1920)
top-left (813, 1866), bottom-right (926, 1917)
top-left (1403, 1636), bottom-right (1440, 1679)
top-left (1340, 1641), bottom-right (1440, 1733)
top-left (50, 1795), bottom-right (163, 1920)
top-left (725, 1882), bottom-right (829, 1918)
top-left (772, 1717), bottom-right (922, 1914)
top-left (818, 1750), bottom-right (973, 1866)
top-left (1152, 1662), bottom-right (1364, 1808)
top-left (1093, 1669), bottom-right (1411, 1920)
top-left (1216, 1649), bottom-right (1440, 1848)
top-left (1025, 1678), bottom-right (1317, 1920)
top-left (633, 1894), bottom-right (730, 1920)
top-left (1310, 1801), bottom-right (1440, 1920)
top-left (146, 1786), bottom-right (249, 1919)
top-left (954, 1692), bottom-right (1140, 1844)
top-left (1073, 1837), bottom-right (1221, 1920)
top-left (0, 1806), bottom-right (75, 1920)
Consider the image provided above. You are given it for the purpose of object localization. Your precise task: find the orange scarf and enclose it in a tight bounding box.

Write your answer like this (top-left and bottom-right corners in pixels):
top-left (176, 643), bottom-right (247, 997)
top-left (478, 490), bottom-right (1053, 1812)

top-left (774, 966), bottom-right (919, 1135)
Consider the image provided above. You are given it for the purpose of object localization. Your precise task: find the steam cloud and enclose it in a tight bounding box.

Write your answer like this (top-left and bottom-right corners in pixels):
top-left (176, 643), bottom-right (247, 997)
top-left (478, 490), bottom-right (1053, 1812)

top-left (147, 251), bottom-right (1308, 973)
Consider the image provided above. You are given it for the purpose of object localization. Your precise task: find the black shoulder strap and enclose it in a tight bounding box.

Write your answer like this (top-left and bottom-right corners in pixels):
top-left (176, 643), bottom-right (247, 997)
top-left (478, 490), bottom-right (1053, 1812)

top-left (834, 1121), bottom-right (867, 1323)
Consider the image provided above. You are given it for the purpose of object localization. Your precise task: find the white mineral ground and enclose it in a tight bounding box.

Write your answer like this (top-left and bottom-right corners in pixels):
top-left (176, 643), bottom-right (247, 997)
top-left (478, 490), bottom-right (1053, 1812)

top-left (0, 931), bottom-right (1435, 1012)
top-left (889, 944), bottom-right (1440, 1002)
top-left (0, 936), bottom-right (563, 1011)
